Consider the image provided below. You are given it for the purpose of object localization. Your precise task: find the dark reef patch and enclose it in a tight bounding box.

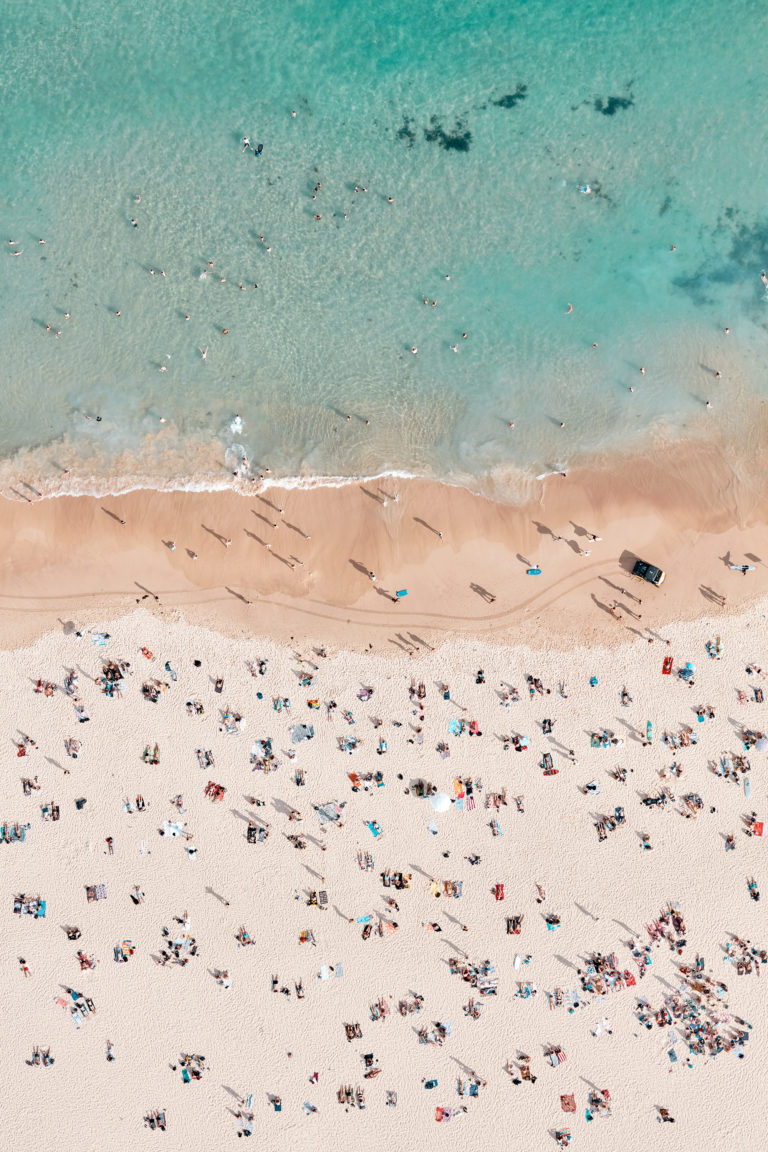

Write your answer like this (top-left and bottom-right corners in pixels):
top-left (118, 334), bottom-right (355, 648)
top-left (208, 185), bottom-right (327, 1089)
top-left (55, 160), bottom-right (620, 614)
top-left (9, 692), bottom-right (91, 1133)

top-left (424, 116), bottom-right (472, 152)
top-left (492, 84), bottom-right (528, 109)
top-left (396, 115), bottom-right (417, 147)
top-left (594, 95), bottom-right (634, 116)
top-left (672, 214), bottom-right (768, 308)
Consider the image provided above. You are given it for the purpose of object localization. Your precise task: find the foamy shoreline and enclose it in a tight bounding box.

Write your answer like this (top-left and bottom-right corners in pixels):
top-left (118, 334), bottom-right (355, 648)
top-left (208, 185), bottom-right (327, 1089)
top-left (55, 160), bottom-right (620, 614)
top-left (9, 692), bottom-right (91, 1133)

top-left (0, 439), bottom-right (767, 655)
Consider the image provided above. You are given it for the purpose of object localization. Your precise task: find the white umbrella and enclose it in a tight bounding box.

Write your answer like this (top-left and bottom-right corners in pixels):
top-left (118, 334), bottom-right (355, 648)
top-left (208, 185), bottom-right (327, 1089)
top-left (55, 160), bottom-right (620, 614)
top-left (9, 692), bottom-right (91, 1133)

top-left (430, 792), bottom-right (451, 813)
top-left (755, 736), bottom-right (768, 752)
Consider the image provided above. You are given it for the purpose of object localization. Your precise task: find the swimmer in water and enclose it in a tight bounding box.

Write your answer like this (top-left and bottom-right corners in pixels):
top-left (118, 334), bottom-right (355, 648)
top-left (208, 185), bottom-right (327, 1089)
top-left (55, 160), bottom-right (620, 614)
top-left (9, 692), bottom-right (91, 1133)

top-left (199, 347), bottom-right (208, 363)
top-left (566, 303), bottom-right (573, 314)
top-left (761, 270), bottom-right (768, 288)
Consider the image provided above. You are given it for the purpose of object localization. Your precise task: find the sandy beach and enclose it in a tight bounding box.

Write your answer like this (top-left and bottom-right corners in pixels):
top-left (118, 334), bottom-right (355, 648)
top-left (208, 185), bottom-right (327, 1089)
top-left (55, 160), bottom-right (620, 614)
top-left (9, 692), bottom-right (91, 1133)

top-left (2, 437), bottom-right (768, 654)
top-left (2, 461), bottom-right (767, 1148)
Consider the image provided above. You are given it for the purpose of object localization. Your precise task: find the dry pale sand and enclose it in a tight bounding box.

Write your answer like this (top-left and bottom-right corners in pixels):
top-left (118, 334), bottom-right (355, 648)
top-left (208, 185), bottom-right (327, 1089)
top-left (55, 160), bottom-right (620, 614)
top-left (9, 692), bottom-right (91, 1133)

top-left (1, 597), bottom-right (766, 1150)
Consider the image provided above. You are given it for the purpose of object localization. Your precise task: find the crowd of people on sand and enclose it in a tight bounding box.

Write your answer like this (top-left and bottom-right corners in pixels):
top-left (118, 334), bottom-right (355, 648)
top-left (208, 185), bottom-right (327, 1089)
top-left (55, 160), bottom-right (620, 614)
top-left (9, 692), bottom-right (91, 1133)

top-left (7, 607), bottom-right (764, 1139)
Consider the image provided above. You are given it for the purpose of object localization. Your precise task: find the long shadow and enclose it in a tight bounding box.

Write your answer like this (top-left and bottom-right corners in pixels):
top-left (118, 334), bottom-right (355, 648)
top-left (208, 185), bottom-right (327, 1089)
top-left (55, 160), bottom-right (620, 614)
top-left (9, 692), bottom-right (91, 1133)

top-left (470, 583), bottom-right (495, 603)
top-left (135, 582), bottom-right (159, 602)
top-left (269, 553), bottom-right (296, 570)
top-left (359, 486), bottom-right (385, 504)
top-left (202, 524), bottom-right (228, 545)
top-left (615, 717), bottom-right (643, 742)
top-left (612, 919), bottom-right (640, 938)
top-left (225, 587), bottom-right (251, 604)
top-left (251, 510), bottom-right (277, 529)
top-left (243, 529), bottom-right (265, 545)
top-left (222, 1085), bottom-right (243, 1101)
top-left (408, 632), bottom-right (434, 651)
top-left (599, 577), bottom-right (625, 595)
top-left (229, 808), bottom-right (252, 824)
top-left (387, 638), bottom-right (411, 653)
top-left (205, 887), bottom-right (230, 905)
top-left (700, 585), bottom-right (724, 604)
top-left (349, 559), bottom-right (372, 577)
top-left (590, 594), bottom-right (613, 616)
top-left (450, 1055), bottom-right (476, 1075)
top-left (255, 494), bottom-right (282, 514)
top-left (413, 516), bottom-right (440, 537)
top-left (101, 507), bottom-right (125, 524)
top-left (284, 521), bottom-right (309, 539)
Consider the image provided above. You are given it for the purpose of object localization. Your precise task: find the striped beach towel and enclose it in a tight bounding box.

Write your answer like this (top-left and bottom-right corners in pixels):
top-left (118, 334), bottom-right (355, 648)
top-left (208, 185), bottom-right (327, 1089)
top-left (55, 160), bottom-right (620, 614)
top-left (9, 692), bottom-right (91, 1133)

top-left (466, 796), bottom-right (475, 811)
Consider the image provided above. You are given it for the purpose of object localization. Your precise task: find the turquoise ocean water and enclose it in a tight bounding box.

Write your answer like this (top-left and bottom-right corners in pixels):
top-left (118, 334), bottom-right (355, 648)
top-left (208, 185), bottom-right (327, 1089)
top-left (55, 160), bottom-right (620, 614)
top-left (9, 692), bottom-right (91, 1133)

top-left (2, 0), bottom-right (768, 500)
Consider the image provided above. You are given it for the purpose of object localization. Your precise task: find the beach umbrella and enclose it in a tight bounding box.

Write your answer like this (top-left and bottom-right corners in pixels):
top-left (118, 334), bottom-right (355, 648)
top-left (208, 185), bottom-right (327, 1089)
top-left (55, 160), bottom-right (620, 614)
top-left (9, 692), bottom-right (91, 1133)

top-left (430, 792), bottom-right (451, 813)
top-left (755, 736), bottom-right (768, 752)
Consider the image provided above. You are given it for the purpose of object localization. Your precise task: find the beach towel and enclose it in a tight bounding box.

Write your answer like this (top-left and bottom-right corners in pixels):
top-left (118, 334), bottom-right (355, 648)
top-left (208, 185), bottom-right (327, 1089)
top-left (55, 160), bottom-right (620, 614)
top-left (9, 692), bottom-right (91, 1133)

top-left (449, 719), bottom-right (460, 736)
top-left (561, 1094), bottom-right (576, 1113)
top-left (466, 796), bottom-right (475, 811)
top-left (290, 723), bottom-right (315, 744)
top-left (317, 802), bottom-right (343, 825)
top-left (366, 822), bottom-right (381, 838)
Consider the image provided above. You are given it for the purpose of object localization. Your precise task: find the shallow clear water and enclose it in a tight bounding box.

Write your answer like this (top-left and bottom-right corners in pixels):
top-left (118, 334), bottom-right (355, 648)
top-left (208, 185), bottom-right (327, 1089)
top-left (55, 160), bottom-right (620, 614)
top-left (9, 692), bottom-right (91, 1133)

top-left (1, 0), bottom-right (768, 499)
